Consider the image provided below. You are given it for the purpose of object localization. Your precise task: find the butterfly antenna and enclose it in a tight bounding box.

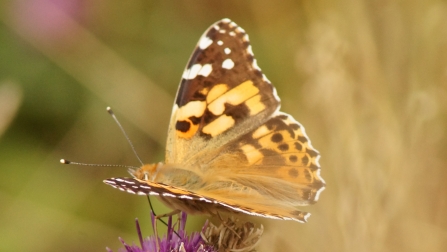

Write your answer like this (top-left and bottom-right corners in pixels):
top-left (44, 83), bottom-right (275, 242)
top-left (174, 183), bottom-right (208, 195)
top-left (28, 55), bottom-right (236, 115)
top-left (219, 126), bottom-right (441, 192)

top-left (61, 160), bottom-right (179, 235)
top-left (106, 107), bottom-right (180, 237)
top-left (107, 107), bottom-right (144, 166)
top-left (60, 159), bottom-right (140, 170)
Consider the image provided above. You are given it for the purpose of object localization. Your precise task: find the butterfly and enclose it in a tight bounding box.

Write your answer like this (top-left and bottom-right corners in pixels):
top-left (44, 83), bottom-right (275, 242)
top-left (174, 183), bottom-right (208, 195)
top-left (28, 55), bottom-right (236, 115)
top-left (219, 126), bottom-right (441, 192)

top-left (104, 18), bottom-right (325, 223)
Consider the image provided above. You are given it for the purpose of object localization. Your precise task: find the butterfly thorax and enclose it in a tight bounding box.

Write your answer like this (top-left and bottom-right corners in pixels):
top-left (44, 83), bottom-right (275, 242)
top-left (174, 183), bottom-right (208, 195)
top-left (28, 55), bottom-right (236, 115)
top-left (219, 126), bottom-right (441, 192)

top-left (131, 163), bottom-right (205, 189)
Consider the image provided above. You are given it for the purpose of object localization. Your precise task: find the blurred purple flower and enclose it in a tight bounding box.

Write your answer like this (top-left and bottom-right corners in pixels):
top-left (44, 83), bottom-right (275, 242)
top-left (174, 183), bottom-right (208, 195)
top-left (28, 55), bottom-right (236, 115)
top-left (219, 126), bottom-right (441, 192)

top-left (11, 0), bottom-right (84, 44)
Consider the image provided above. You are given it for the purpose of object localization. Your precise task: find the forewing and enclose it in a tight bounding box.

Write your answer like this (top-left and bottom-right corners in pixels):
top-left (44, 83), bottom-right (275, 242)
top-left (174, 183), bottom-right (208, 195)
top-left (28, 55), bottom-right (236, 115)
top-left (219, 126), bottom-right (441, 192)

top-left (166, 19), bottom-right (280, 165)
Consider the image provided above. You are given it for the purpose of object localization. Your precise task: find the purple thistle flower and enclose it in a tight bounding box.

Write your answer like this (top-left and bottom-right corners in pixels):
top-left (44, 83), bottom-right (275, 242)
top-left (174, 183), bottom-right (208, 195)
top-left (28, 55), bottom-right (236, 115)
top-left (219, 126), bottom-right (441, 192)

top-left (107, 212), bottom-right (216, 252)
top-left (107, 212), bottom-right (263, 252)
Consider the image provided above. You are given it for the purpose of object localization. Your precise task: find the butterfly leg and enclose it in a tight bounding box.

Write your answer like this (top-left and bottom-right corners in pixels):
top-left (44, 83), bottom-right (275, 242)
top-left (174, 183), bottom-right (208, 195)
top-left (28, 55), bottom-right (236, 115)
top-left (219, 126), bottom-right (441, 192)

top-left (155, 209), bottom-right (181, 219)
top-left (150, 212), bottom-right (160, 252)
top-left (151, 210), bottom-right (181, 251)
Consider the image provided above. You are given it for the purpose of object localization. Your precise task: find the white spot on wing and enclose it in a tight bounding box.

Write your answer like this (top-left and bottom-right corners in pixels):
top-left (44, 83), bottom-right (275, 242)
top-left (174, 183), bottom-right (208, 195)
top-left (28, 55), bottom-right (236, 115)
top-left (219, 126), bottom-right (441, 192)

top-left (262, 74), bottom-right (270, 82)
top-left (217, 40), bottom-right (223, 46)
top-left (222, 59), bottom-right (234, 69)
top-left (218, 202), bottom-right (255, 216)
top-left (236, 27), bottom-right (245, 33)
top-left (224, 48), bottom-right (231, 54)
top-left (303, 213), bottom-right (311, 222)
top-left (247, 45), bottom-right (253, 55)
top-left (126, 189), bottom-right (136, 194)
top-left (199, 197), bottom-right (212, 203)
top-left (198, 64), bottom-right (212, 77)
top-left (272, 86), bottom-right (280, 104)
top-left (314, 182), bottom-right (325, 201)
top-left (183, 64), bottom-right (202, 80)
top-left (198, 36), bottom-right (213, 50)
top-left (105, 180), bottom-right (116, 185)
top-left (252, 59), bottom-right (261, 71)
top-left (229, 31), bottom-right (236, 36)
top-left (315, 155), bottom-right (321, 166)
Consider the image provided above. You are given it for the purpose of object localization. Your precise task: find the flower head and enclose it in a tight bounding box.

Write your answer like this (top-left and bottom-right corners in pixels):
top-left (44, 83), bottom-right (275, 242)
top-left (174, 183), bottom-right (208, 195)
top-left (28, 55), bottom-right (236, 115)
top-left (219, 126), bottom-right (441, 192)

top-left (108, 212), bottom-right (263, 252)
top-left (202, 217), bottom-right (264, 252)
top-left (107, 212), bottom-right (215, 252)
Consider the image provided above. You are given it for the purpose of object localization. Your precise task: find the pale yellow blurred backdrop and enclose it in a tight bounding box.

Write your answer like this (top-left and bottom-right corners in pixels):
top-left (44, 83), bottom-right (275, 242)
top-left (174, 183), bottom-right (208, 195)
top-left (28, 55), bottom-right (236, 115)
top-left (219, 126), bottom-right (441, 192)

top-left (0, 1), bottom-right (446, 251)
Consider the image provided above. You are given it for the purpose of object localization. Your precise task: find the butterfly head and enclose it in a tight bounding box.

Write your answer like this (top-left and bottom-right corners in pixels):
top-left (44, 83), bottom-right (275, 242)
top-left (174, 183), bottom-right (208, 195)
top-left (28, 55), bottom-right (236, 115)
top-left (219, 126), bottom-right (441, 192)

top-left (129, 162), bottom-right (164, 181)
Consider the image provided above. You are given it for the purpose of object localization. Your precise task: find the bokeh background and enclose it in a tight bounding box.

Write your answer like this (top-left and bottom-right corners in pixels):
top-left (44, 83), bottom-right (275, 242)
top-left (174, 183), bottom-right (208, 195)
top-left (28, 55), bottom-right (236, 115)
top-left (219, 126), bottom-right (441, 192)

top-left (1, 0), bottom-right (447, 251)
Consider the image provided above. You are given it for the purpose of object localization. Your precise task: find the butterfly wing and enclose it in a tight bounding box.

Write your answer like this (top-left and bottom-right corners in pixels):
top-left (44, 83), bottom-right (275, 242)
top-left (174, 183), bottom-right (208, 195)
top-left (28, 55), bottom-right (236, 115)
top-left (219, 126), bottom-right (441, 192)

top-left (166, 19), bottom-right (280, 165)
top-left (193, 112), bottom-right (325, 222)
top-left (104, 19), bottom-right (325, 223)
top-left (161, 19), bottom-right (325, 222)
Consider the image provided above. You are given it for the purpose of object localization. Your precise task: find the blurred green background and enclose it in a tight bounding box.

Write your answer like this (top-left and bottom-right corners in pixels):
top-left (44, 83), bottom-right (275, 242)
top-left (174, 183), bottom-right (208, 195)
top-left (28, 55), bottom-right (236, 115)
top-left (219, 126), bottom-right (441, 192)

top-left (1, 0), bottom-right (447, 251)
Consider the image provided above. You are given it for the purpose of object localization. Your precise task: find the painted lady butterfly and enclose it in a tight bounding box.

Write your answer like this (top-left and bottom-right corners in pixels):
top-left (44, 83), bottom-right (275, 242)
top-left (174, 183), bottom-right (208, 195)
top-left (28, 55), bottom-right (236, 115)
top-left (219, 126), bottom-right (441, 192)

top-left (104, 18), bottom-right (325, 223)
